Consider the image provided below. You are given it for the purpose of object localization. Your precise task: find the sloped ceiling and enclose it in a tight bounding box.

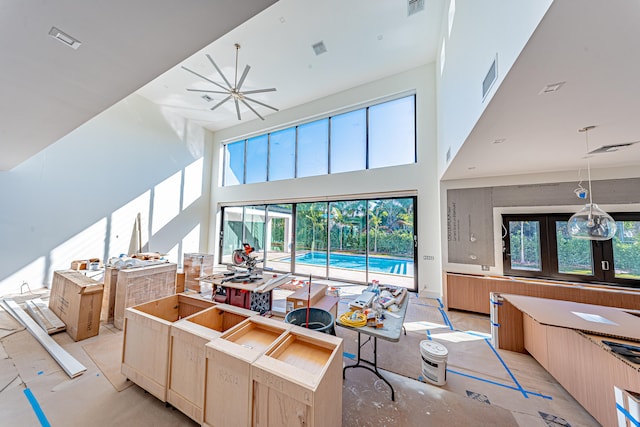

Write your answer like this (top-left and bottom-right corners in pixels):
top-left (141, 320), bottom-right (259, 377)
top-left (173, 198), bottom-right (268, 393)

top-left (0, 0), bottom-right (277, 170)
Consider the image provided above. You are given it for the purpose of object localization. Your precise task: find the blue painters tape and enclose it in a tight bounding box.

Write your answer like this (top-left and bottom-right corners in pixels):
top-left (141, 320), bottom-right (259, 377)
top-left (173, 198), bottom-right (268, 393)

top-left (617, 402), bottom-right (640, 427)
top-left (37, 371), bottom-right (44, 376)
top-left (437, 307), bottom-right (454, 330)
top-left (484, 338), bottom-right (528, 399)
top-left (446, 369), bottom-right (552, 400)
top-left (23, 388), bottom-right (51, 427)
top-left (491, 322), bottom-right (500, 328)
top-left (426, 329), bottom-right (432, 340)
top-left (490, 300), bottom-right (503, 306)
top-left (343, 352), bottom-right (356, 360)
top-left (462, 330), bottom-right (491, 339)
top-left (436, 297), bottom-right (444, 309)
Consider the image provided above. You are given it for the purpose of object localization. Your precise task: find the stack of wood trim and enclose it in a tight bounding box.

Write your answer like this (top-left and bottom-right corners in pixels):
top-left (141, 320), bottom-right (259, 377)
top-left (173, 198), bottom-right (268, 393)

top-left (25, 298), bottom-right (65, 334)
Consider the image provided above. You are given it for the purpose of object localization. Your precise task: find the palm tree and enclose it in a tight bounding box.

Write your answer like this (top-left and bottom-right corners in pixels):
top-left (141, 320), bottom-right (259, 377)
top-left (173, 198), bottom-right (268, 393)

top-left (368, 201), bottom-right (388, 253)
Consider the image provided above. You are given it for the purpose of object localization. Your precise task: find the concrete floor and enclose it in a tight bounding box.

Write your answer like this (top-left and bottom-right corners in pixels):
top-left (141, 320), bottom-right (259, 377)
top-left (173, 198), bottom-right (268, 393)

top-left (0, 288), bottom-right (599, 427)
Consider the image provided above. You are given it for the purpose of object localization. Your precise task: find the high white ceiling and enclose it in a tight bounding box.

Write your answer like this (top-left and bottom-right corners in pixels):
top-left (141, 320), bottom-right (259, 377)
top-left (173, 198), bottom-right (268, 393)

top-left (136, 0), bottom-right (444, 131)
top-left (4, 0), bottom-right (640, 181)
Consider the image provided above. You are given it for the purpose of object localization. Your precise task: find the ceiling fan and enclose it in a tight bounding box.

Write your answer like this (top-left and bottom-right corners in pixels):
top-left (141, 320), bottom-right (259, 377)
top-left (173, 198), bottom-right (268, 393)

top-left (182, 43), bottom-right (278, 121)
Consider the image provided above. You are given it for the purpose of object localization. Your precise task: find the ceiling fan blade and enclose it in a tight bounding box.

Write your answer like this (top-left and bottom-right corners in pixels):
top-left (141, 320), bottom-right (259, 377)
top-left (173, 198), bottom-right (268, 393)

top-left (241, 88), bottom-right (276, 95)
top-left (234, 99), bottom-right (242, 121)
top-left (236, 65), bottom-right (251, 91)
top-left (241, 99), bottom-right (265, 120)
top-left (206, 54), bottom-right (233, 90)
top-left (243, 95), bottom-right (279, 112)
top-left (187, 89), bottom-right (230, 95)
top-left (210, 95), bottom-right (232, 111)
top-left (181, 66), bottom-right (229, 92)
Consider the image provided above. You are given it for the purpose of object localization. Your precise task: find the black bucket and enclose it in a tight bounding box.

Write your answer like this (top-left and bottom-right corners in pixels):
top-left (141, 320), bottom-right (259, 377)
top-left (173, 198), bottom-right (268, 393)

top-left (284, 307), bottom-right (336, 335)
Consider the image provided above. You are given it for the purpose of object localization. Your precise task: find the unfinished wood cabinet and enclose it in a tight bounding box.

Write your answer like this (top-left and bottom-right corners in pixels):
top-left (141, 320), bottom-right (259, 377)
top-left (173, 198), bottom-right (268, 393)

top-left (202, 316), bottom-right (292, 427)
top-left (113, 263), bottom-right (177, 329)
top-left (121, 294), bottom-right (215, 401)
top-left (251, 326), bottom-right (344, 427)
top-left (167, 304), bottom-right (256, 423)
top-left (446, 273), bottom-right (640, 314)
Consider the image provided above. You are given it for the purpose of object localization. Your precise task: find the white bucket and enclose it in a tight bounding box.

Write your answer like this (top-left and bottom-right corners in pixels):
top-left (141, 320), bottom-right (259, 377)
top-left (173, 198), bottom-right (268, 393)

top-left (420, 340), bottom-right (448, 386)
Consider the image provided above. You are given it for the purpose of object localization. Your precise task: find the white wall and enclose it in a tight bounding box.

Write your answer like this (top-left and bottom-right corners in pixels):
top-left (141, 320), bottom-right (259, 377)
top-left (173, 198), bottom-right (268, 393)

top-left (0, 94), bottom-right (212, 294)
top-left (436, 0), bottom-right (553, 178)
top-left (208, 65), bottom-right (443, 297)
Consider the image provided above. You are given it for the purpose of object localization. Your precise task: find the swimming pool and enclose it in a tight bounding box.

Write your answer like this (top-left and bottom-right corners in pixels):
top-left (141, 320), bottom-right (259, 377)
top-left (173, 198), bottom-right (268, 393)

top-left (286, 252), bottom-right (413, 275)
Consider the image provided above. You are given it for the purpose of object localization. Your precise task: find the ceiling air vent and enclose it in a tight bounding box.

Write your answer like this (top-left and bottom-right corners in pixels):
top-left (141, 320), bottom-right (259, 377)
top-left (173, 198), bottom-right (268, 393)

top-left (48, 27), bottom-right (81, 50)
top-left (482, 55), bottom-right (498, 100)
top-left (312, 41), bottom-right (327, 56)
top-left (588, 141), bottom-right (639, 154)
top-left (408, 0), bottom-right (425, 16)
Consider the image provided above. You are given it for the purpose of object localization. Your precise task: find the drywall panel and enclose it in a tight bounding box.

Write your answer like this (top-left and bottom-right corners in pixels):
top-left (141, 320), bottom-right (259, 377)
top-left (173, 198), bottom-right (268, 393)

top-left (0, 94), bottom-right (212, 294)
top-left (436, 0), bottom-right (552, 177)
top-left (209, 65), bottom-right (443, 297)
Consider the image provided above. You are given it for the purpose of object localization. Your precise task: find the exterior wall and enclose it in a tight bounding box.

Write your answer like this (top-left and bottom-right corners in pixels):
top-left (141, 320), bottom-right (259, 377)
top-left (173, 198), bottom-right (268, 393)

top-left (208, 65), bottom-right (443, 297)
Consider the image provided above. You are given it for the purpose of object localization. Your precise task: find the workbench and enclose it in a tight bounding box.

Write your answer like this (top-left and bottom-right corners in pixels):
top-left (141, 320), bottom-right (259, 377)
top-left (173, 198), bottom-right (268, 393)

top-left (199, 272), bottom-right (291, 314)
top-left (337, 291), bottom-right (409, 401)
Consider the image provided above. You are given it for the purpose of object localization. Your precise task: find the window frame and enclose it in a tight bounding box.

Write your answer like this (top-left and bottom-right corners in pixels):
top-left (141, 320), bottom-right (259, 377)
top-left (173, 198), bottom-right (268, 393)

top-left (502, 213), bottom-right (640, 288)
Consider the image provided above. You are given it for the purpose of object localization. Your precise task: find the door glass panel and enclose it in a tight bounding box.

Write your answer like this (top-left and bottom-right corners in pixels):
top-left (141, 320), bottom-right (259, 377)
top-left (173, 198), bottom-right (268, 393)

top-left (612, 220), bottom-right (640, 280)
top-left (328, 200), bottom-right (367, 283)
top-left (556, 221), bottom-right (593, 275)
top-left (265, 204), bottom-right (293, 272)
top-left (295, 202), bottom-right (328, 277)
top-left (244, 205), bottom-right (266, 255)
top-left (221, 207), bottom-right (244, 264)
top-left (367, 198), bottom-right (415, 289)
top-left (508, 221), bottom-right (542, 271)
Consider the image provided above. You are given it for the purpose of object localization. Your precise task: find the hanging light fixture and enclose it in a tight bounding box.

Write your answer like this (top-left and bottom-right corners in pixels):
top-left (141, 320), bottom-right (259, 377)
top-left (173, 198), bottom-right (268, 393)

top-left (567, 126), bottom-right (617, 240)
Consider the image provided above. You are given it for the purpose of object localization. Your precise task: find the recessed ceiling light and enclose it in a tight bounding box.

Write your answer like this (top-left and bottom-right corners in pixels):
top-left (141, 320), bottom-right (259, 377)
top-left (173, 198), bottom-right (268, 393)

top-left (279, 17), bottom-right (286, 23)
top-left (539, 81), bottom-right (565, 94)
top-left (492, 138), bottom-right (506, 144)
top-left (48, 26), bottom-right (81, 50)
top-left (377, 34), bottom-right (384, 41)
top-left (312, 41), bottom-right (327, 56)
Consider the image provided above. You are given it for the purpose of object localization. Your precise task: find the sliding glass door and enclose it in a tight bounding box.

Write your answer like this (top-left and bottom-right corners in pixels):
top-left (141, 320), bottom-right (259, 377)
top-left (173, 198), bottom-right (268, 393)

top-left (220, 196), bottom-right (417, 290)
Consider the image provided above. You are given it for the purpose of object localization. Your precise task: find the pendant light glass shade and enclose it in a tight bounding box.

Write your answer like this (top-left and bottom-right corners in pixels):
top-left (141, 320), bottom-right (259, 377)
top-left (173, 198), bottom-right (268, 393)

top-left (567, 126), bottom-right (617, 241)
top-left (567, 203), bottom-right (617, 240)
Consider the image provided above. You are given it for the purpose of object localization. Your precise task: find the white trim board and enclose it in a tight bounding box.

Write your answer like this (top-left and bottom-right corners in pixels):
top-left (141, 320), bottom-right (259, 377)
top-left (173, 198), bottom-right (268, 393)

top-left (2, 299), bottom-right (86, 378)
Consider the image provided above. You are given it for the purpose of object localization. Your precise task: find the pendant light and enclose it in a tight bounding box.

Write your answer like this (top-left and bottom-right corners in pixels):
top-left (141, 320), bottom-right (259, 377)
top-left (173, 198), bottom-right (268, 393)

top-left (567, 126), bottom-right (617, 240)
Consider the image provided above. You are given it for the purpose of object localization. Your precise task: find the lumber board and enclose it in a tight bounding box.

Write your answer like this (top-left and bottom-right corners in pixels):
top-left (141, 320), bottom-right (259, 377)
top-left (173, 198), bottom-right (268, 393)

top-left (25, 298), bottom-right (66, 334)
top-left (3, 299), bottom-right (86, 378)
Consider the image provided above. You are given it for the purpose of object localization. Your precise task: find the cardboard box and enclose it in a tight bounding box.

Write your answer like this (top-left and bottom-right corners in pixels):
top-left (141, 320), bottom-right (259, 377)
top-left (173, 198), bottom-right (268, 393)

top-left (49, 270), bottom-right (104, 341)
top-left (286, 283), bottom-right (327, 313)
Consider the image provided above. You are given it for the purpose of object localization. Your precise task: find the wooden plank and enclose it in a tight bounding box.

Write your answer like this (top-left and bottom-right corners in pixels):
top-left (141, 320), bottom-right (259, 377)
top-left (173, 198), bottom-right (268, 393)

top-left (101, 267), bottom-right (119, 323)
top-left (113, 263), bottom-right (177, 329)
top-left (3, 299), bottom-right (86, 378)
top-left (25, 298), bottom-right (66, 334)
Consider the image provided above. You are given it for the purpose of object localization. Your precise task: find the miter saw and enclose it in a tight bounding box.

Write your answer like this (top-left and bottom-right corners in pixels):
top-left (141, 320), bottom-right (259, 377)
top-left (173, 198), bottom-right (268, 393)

top-left (222, 243), bottom-right (264, 283)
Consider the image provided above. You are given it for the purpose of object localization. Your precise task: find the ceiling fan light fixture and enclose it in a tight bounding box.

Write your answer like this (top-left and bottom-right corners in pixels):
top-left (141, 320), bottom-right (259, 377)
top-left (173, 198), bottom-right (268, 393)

top-left (183, 43), bottom-right (278, 121)
top-left (567, 125), bottom-right (617, 240)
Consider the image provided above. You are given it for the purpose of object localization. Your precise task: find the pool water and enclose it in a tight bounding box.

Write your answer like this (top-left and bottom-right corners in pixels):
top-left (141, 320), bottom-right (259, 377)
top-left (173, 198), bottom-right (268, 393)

top-left (287, 251), bottom-right (413, 275)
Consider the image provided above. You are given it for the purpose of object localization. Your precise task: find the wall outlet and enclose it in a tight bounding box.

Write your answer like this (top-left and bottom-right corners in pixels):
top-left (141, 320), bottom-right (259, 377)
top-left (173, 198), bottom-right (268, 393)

top-left (481, 265), bottom-right (490, 271)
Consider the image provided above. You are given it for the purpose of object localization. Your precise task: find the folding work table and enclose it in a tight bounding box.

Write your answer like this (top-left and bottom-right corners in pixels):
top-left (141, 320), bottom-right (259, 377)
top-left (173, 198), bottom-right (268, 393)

top-left (337, 293), bottom-right (409, 401)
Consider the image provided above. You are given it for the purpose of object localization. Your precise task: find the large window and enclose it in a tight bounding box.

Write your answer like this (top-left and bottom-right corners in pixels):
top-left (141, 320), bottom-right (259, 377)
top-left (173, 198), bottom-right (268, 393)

top-left (220, 196), bottom-right (417, 290)
top-left (221, 94), bottom-right (416, 186)
top-left (503, 213), bottom-right (640, 288)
